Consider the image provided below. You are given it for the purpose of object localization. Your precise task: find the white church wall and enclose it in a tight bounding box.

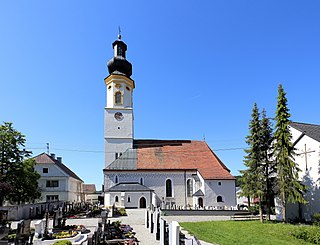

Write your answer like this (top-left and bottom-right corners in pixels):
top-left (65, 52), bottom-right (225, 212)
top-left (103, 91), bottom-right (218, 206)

top-left (104, 110), bottom-right (133, 139)
top-left (290, 126), bottom-right (320, 220)
top-left (204, 180), bottom-right (236, 208)
top-left (105, 171), bottom-right (196, 207)
top-left (106, 192), bottom-right (151, 208)
top-left (104, 138), bottom-right (133, 167)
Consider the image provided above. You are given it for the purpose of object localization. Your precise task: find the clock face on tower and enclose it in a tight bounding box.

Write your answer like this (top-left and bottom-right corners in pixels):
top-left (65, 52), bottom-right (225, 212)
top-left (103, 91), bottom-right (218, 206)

top-left (114, 112), bottom-right (124, 121)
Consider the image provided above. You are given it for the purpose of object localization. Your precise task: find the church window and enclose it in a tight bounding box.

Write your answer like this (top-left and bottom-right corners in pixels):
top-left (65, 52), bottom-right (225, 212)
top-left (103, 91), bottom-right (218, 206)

top-left (140, 177), bottom-right (144, 185)
top-left (43, 168), bottom-right (48, 173)
top-left (187, 179), bottom-right (193, 197)
top-left (108, 85), bottom-right (112, 90)
top-left (218, 182), bottom-right (222, 186)
top-left (115, 153), bottom-right (119, 159)
top-left (115, 175), bottom-right (119, 184)
top-left (115, 91), bottom-right (122, 104)
top-left (46, 180), bottom-right (59, 187)
top-left (166, 179), bottom-right (173, 197)
top-left (217, 196), bottom-right (223, 203)
top-left (126, 86), bottom-right (130, 91)
top-left (115, 195), bottom-right (119, 203)
top-left (127, 195), bottom-right (131, 203)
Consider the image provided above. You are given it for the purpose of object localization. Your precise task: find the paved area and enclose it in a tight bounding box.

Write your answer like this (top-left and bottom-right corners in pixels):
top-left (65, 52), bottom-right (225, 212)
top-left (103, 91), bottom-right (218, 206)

top-left (64, 209), bottom-right (159, 245)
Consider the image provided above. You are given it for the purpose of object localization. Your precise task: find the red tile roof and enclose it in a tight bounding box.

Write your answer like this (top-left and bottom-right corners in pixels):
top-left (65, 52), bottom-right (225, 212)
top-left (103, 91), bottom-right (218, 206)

top-left (134, 140), bottom-right (235, 180)
top-left (83, 184), bottom-right (96, 193)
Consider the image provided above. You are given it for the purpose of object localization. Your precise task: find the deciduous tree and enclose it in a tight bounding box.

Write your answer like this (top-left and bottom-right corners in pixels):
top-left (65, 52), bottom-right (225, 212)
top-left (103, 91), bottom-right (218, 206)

top-left (0, 122), bottom-right (40, 205)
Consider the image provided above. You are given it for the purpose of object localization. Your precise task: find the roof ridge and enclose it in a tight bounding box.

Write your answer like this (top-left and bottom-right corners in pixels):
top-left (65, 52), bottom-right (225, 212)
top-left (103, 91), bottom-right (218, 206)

top-left (291, 121), bottom-right (320, 126)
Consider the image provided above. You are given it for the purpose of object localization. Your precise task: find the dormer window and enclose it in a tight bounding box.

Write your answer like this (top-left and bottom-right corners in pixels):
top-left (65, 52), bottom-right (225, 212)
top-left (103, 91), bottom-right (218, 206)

top-left (115, 91), bottom-right (122, 105)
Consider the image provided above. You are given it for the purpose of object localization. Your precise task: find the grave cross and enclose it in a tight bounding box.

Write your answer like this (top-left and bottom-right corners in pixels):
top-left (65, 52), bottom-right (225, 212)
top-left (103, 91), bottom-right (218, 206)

top-left (297, 144), bottom-right (315, 171)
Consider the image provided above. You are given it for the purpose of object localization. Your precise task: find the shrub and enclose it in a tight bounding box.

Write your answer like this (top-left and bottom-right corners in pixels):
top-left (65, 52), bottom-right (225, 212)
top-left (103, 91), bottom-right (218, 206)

top-left (118, 208), bottom-right (127, 216)
top-left (291, 226), bottom-right (320, 244)
top-left (53, 240), bottom-right (72, 245)
top-left (313, 213), bottom-right (320, 226)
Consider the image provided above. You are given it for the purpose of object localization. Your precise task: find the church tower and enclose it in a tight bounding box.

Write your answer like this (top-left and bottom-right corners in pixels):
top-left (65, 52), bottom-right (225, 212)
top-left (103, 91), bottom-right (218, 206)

top-left (104, 35), bottom-right (134, 168)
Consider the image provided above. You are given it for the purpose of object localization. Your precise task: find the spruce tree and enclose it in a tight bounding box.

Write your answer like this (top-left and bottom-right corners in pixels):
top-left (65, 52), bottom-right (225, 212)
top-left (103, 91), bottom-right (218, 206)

top-left (274, 84), bottom-right (306, 222)
top-left (240, 103), bottom-right (264, 221)
top-left (260, 109), bottom-right (275, 220)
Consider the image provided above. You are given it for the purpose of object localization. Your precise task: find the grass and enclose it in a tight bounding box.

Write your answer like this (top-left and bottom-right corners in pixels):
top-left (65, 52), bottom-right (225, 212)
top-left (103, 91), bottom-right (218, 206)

top-left (180, 220), bottom-right (320, 245)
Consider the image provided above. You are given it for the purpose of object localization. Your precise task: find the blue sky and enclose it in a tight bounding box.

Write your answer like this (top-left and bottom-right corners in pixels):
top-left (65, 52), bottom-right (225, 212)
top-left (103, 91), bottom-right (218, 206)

top-left (1, 1), bottom-right (320, 189)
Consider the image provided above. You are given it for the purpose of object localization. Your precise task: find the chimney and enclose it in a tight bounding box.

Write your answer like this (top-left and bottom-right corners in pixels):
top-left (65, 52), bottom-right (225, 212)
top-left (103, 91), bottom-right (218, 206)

top-left (57, 157), bottom-right (62, 163)
top-left (50, 153), bottom-right (56, 159)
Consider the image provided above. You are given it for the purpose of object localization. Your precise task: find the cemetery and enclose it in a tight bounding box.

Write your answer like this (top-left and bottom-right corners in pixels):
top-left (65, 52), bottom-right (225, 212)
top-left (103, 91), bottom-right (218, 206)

top-left (0, 200), bottom-right (255, 245)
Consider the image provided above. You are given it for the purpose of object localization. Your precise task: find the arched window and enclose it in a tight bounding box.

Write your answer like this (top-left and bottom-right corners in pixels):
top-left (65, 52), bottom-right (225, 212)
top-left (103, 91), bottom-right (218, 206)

top-left (115, 175), bottom-right (119, 184)
top-left (187, 179), bottom-right (193, 197)
top-left (140, 177), bottom-right (144, 185)
top-left (217, 196), bottom-right (223, 203)
top-left (166, 179), bottom-right (173, 197)
top-left (115, 91), bottom-right (122, 104)
top-left (115, 195), bottom-right (119, 203)
top-left (127, 195), bottom-right (131, 203)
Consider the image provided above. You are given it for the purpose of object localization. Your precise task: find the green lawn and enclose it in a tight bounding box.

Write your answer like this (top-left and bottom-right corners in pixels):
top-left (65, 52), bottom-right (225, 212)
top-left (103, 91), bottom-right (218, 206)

top-left (180, 220), bottom-right (319, 245)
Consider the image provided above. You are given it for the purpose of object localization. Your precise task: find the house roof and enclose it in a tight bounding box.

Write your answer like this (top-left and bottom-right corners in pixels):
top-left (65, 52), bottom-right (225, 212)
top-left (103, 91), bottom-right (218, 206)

top-left (106, 182), bottom-right (153, 192)
top-left (33, 153), bottom-right (83, 182)
top-left (105, 140), bottom-right (235, 180)
top-left (290, 122), bottom-right (320, 143)
top-left (83, 184), bottom-right (96, 193)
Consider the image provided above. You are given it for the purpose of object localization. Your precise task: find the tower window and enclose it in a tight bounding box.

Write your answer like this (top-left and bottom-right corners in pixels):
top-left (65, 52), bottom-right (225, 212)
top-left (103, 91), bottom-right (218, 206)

top-left (126, 86), bottom-right (130, 91)
top-left (115, 91), bottom-right (122, 104)
top-left (115, 175), bottom-right (119, 183)
top-left (108, 85), bottom-right (112, 90)
top-left (218, 182), bottom-right (222, 186)
top-left (140, 177), bottom-right (144, 185)
top-left (115, 195), bottom-right (119, 203)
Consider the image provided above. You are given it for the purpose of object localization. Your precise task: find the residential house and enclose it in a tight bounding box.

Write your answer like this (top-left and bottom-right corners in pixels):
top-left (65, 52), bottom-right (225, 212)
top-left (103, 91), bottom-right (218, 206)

top-left (33, 153), bottom-right (84, 203)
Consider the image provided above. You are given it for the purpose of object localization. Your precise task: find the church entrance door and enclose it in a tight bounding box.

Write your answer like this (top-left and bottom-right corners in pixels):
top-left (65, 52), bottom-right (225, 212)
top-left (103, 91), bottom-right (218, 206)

top-left (139, 196), bottom-right (146, 208)
top-left (198, 197), bottom-right (203, 208)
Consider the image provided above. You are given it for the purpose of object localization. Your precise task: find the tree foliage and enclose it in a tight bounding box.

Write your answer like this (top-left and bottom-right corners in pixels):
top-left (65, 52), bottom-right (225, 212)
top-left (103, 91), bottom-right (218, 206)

top-left (240, 103), bottom-right (267, 221)
top-left (274, 84), bottom-right (306, 221)
top-left (0, 122), bottom-right (41, 205)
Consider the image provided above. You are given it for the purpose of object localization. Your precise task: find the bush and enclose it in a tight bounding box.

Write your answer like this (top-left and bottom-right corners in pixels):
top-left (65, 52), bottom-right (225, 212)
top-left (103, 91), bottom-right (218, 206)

top-left (248, 205), bottom-right (259, 215)
top-left (118, 208), bottom-right (127, 216)
top-left (291, 226), bottom-right (320, 244)
top-left (313, 213), bottom-right (320, 226)
top-left (53, 240), bottom-right (72, 245)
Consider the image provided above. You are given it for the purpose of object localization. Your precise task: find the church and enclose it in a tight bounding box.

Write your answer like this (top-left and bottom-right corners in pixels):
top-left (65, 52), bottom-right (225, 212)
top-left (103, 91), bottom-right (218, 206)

top-left (103, 35), bottom-right (236, 209)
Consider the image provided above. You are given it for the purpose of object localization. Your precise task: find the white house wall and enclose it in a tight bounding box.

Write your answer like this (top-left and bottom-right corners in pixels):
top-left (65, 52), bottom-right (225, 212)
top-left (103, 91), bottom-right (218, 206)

top-left (34, 163), bottom-right (83, 203)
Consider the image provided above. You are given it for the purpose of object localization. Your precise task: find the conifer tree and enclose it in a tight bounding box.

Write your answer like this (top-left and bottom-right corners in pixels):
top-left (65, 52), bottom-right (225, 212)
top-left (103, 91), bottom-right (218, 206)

top-left (240, 103), bottom-right (264, 221)
top-left (260, 109), bottom-right (275, 220)
top-left (274, 84), bottom-right (306, 222)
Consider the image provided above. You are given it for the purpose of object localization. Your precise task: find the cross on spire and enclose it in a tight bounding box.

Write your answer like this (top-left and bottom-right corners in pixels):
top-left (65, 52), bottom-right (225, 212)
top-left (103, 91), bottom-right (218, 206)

top-left (118, 26), bottom-right (122, 40)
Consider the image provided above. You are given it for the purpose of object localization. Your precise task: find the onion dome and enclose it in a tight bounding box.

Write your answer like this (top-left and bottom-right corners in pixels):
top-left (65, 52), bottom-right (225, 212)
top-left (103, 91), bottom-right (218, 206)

top-left (107, 35), bottom-right (132, 78)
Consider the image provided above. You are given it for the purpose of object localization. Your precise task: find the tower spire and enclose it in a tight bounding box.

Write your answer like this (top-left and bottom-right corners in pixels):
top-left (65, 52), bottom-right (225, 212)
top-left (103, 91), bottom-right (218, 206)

top-left (107, 32), bottom-right (132, 78)
top-left (118, 26), bottom-right (122, 40)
